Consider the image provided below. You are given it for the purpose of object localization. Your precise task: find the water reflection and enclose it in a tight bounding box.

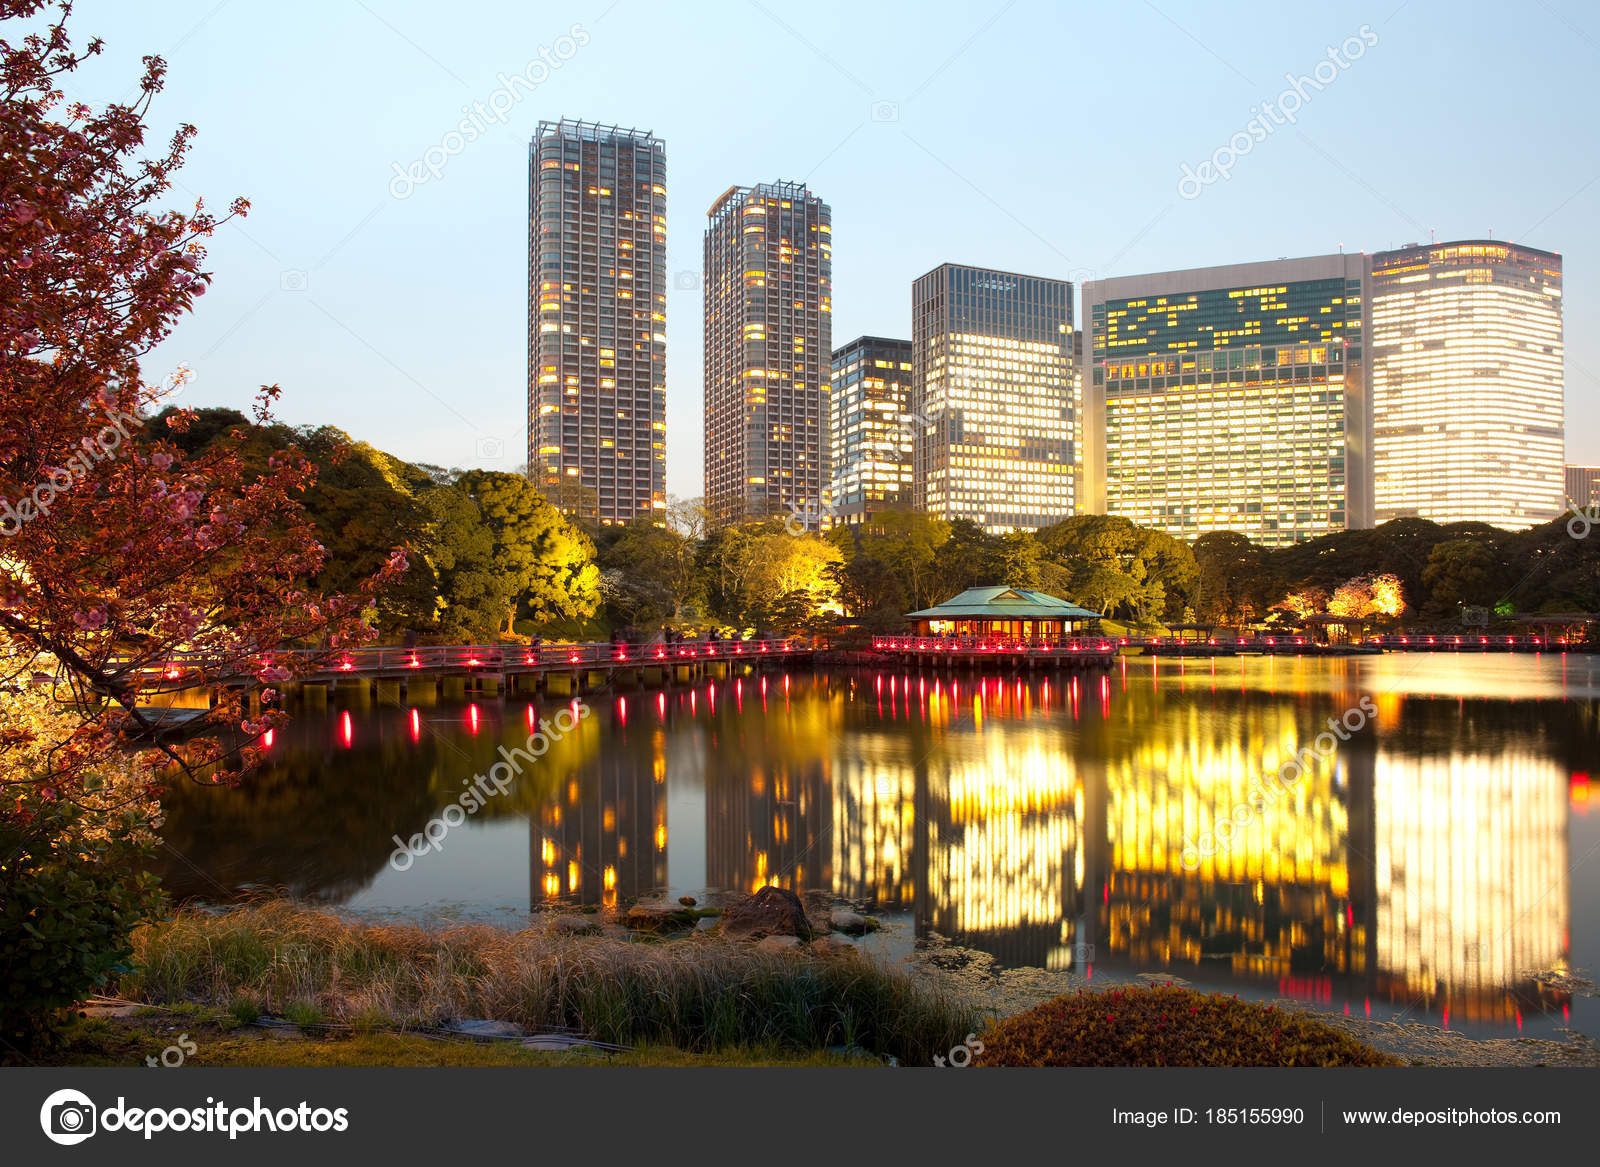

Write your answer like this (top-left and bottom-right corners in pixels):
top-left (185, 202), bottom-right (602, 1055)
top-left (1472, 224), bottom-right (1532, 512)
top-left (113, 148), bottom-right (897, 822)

top-left (153, 656), bottom-right (1599, 1036)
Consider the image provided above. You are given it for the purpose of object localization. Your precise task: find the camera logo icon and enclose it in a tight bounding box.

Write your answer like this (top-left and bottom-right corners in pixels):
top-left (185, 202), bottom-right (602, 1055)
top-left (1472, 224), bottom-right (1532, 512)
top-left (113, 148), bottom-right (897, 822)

top-left (870, 101), bottom-right (900, 122)
top-left (40, 1088), bottom-right (97, 1145)
top-left (280, 269), bottom-right (309, 293)
top-left (673, 270), bottom-right (701, 291)
top-left (476, 436), bottom-right (505, 461)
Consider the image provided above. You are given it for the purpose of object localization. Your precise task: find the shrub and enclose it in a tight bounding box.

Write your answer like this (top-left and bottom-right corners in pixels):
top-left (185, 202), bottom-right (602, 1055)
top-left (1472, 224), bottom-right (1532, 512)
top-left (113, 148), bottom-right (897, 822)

top-left (976, 985), bottom-right (1396, 1067)
top-left (0, 791), bottom-right (165, 1052)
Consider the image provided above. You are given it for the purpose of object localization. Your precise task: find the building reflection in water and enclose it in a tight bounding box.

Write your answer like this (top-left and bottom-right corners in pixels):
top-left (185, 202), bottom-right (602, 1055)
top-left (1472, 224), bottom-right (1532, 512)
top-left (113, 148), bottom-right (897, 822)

top-left (688, 673), bottom-right (1577, 1029)
top-left (1370, 752), bottom-right (1569, 1023)
top-left (510, 672), bottom-right (1578, 1030)
top-left (528, 717), bottom-right (668, 910)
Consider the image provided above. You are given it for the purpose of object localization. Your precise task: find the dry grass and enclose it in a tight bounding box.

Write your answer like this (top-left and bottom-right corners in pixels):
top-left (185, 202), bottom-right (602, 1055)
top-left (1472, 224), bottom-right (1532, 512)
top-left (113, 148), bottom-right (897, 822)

top-left (120, 901), bottom-right (978, 1063)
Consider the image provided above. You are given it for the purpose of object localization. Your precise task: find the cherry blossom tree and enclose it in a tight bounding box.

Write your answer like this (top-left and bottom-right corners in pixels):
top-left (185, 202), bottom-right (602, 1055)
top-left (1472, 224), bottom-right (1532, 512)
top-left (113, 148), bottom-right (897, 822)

top-left (1, 0), bottom-right (401, 801)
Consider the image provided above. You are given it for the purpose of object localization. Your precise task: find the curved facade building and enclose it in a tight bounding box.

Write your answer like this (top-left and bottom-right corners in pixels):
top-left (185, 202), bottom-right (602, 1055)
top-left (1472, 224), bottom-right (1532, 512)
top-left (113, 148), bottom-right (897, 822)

top-left (1369, 240), bottom-right (1564, 528)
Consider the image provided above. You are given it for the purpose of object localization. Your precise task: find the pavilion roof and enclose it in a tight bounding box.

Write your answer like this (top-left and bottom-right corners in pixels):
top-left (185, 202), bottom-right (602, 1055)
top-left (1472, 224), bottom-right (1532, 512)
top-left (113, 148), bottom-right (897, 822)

top-left (905, 586), bottom-right (1102, 620)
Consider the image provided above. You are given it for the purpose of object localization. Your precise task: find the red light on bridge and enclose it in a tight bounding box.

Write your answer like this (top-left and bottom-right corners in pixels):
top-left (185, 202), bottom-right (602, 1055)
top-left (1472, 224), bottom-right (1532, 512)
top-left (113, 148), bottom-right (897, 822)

top-left (339, 660), bottom-right (354, 672)
top-left (569, 654), bottom-right (580, 664)
top-left (468, 657), bottom-right (481, 667)
top-left (407, 656), bottom-right (421, 668)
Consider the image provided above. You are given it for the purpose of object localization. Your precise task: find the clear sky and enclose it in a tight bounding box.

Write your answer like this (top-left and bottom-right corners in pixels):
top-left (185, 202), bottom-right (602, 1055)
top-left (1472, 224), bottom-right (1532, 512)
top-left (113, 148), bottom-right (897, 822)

top-left (54, 0), bottom-right (1600, 498)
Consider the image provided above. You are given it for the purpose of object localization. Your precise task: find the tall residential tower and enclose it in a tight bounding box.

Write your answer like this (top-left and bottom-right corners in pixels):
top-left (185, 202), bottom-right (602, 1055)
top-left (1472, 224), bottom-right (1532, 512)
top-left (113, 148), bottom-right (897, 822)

top-left (911, 264), bottom-right (1075, 533)
top-left (1369, 241), bottom-right (1563, 528)
top-left (703, 182), bottom-right (832, 526)
top-left (1082, 254), bottom-right (1372, 547)
top-left (528, 120), bottom-right (667, 526)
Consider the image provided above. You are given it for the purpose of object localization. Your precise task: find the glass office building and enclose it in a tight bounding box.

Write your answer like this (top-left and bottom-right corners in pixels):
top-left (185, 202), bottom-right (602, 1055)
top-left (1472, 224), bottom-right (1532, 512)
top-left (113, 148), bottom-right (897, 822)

top-left (1082, 254), bottom-right (1372, 547)
top-left (829, 335), bottom-right (914, 526)
top-left (703, 182), bottom-right (832, 526)
top-left (528, 120), bottom-right (667, 525)
top-left (1369, 241), bottom-right (1563, 528)
top-left (911, 264), bottom-right (1075, 533)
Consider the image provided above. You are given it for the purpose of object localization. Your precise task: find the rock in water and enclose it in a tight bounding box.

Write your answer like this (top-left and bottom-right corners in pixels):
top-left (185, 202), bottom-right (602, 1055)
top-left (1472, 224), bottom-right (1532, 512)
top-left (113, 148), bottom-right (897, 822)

top-left (720, 885), bottom-right (813, 940)
top-left (829, 909), bottom-right (869, 935)
top-left (447, 1019), bottom-right (525, 1039)
top-left (549, 915), bottom-right (599, 936)
top-left (623, 902), bottom-right (697, 932)
top-left (810, 934), bottom-right (856, 955)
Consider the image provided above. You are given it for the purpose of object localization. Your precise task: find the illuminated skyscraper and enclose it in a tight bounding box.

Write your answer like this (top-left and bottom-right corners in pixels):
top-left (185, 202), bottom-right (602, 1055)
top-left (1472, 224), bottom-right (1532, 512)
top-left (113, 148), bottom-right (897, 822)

top-left (528, 120), bottom-right (667, 526)
top-left (829, 335), bottom-right (914, 526)
top-left (1082, 255), bottom-right (1372, 547)
top-left (703, 182), bottom-right (832, 526)
top-left (912, 264), bottom-right (1075, 533)
top-left (1567, 465), bottom-right (1600, 510)
top-left (1369, 241), bottom-right (1564, 528)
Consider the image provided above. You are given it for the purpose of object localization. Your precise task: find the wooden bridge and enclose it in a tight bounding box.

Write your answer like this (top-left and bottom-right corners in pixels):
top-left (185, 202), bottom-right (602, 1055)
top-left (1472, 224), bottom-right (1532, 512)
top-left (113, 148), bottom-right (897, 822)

top-left (138, 639), bottom-right (813, 712)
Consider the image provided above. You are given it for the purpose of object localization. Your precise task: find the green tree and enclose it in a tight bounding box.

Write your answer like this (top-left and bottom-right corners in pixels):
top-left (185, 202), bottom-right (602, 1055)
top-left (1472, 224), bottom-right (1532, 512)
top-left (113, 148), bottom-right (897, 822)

top-left (453, 471), bottom-right (599, 633)
top-left (1036, 515), bottom-right (1198, 624)
top-left (929, 520), bottom-right (1004, 599)
top-left (417, 484), bottom-right (511, 642)
top-left (1421, 538), bottom-right (1512, 614)
top-left (598, 518), bottom-right (704, 628)
top-left (1193, 531), bottom-right (1274, 626)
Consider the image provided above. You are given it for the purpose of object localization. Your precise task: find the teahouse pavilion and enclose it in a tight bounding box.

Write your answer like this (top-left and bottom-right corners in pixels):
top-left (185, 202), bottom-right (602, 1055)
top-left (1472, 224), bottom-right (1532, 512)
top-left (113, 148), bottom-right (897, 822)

top-left (905, 587), bottom-right (1102, 643)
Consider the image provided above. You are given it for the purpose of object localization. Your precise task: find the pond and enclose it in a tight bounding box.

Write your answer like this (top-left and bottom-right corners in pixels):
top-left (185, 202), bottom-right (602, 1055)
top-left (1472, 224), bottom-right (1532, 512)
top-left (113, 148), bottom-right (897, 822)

top-left (154, 653), bottom-right (1600, 1040)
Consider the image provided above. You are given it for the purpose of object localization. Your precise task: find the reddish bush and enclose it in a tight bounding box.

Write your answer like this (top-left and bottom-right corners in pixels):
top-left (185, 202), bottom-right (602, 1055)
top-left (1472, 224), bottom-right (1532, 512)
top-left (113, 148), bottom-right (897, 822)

top-left (976, 985), bottom-right (1395, 1067)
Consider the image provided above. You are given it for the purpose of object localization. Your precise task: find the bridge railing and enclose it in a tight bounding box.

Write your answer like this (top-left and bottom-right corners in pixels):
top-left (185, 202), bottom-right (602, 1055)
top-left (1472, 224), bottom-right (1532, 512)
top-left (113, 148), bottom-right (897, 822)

top-left (131, 639), bottom-right (808, 683)
top-left (872, 632), bottom-right (1566, 653)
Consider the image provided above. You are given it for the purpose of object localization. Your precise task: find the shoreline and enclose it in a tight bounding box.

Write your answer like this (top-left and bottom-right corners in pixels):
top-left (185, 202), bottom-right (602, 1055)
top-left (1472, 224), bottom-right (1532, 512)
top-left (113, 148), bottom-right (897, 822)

top-left (36, 898), bottom-right (1596, 1069)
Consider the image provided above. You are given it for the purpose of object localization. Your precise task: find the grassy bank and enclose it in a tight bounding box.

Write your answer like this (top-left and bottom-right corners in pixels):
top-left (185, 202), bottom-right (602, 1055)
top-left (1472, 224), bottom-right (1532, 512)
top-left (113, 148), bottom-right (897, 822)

top-left (34, 1009), bottom-right (869, 1067)
top-left (118, 902), bottom-right (979, 1065)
